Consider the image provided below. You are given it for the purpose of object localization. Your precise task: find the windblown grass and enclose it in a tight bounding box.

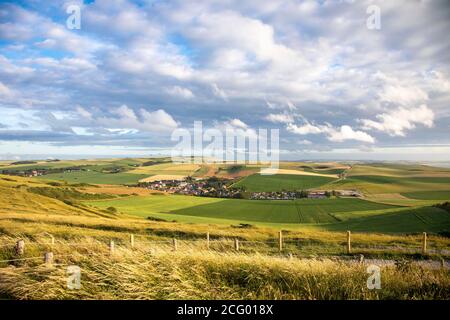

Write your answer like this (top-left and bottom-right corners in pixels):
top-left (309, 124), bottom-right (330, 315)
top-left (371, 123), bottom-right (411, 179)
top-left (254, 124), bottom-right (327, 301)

top-left (0, 239), bottom-right (448, 300)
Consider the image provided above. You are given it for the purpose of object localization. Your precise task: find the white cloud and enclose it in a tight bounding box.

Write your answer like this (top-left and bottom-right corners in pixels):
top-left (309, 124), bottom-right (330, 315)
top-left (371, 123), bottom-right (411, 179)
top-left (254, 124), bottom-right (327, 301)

top-left (287, 120), bottom-right (375, 143)
top-left (379, 84), bottom-right (429, 106)
top-left (286, 122), bottom-right (327, 135)
top-left (226, 118), bottom-right (249, 130)
top-left (0, 81), bottom-right (13, 97)
top-left (165, 86), bottom-right (194, 99)
top-left (265, 113), bottom-right (294, 124)
top-left (297, 139), bottom-right (312, 145)
top-left (76, 106), bottom-right (93, 119)
top-left (211, 83), bottom-right (228, 101)
top-left (97, 105), bottom-right (178, 133)
top-left (214, 118), bottom-right (258, 140)
top-left (360, 105), bottom-right (435, 137)
top-left (327, 125), bottom-right (375, 144)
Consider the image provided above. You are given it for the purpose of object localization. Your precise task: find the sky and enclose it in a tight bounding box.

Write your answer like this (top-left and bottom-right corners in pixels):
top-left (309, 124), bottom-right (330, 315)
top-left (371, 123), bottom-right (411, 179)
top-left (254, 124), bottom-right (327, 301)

top-left (0, 0), bottom-right (449, 161)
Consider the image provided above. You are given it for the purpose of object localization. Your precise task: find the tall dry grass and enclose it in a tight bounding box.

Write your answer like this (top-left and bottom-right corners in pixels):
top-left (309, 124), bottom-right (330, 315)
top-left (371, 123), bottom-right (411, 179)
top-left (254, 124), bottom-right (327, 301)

top-left (0, 238), bottom-right (448, 300)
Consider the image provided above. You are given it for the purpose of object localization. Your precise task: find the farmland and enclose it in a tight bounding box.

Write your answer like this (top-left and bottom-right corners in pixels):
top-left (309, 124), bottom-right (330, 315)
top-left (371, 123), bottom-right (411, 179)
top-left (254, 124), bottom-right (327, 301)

top-left (85, 195), bottom-right (398, 225)
top-left (401, 190), bottom-right (450, 200)
top-left (1, 160), bottom-right (450, 300)
top-left (232, 173), bottom-right (337, 192)
top-left (36, 171), bottom-right (149, 185)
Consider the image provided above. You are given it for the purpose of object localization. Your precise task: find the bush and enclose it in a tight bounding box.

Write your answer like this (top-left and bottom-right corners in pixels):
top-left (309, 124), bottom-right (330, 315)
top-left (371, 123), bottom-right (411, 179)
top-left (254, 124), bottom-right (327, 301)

top-left (146, 216), bottom-right (168, 222)
top-left (106, 206), bottom-right (118, 213)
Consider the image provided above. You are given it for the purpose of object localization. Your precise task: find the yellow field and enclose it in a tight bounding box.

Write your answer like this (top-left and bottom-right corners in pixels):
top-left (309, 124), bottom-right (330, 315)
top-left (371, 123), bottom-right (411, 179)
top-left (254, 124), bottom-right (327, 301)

top-left (130, 163), bottom-right (200, 174)
top-left (260, 168), bottom-right (339, 178)
top-left (138, 175), bottom-right (187, 182)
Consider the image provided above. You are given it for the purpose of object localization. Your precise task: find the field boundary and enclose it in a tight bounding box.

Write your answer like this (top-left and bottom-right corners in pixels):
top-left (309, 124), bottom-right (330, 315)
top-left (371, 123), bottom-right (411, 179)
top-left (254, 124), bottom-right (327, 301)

top-left (1, 231), bottom-right (447, 268)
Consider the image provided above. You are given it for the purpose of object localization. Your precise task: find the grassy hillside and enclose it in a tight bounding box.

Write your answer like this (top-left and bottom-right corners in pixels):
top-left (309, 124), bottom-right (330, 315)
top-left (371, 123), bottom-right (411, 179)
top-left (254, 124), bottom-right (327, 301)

top-left (233, 173), bottom-right (336, 192)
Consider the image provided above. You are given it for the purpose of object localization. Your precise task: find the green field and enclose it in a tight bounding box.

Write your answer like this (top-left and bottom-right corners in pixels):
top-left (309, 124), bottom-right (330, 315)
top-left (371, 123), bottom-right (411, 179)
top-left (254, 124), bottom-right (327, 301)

top-left (401, 191), bottom-right (450, 200)
top-left (349, 175), bottom-right (450, 184)
top-left (37, 171), bottom-right (148, 185)
top-left (84, 194), bottom-right (450, 233)
top-left (328, 174), bottom-right (450, 194)
top-left (86, 195), bottom-right (397, 224)
top-left (233, 174), bottom-right (336, 192)
top-left (326, 207), bottom-right (450, 233)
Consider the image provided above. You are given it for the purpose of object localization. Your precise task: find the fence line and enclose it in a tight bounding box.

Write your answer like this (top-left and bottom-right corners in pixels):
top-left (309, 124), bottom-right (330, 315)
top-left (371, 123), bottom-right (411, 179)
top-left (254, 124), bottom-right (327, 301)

top-left (1, 231), bottom-right (442, 266)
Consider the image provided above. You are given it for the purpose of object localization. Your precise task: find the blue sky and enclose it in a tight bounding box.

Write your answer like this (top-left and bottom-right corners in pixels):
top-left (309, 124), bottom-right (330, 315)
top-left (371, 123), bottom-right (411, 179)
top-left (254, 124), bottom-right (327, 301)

top-left (0, 0), bottom-right (449, 161)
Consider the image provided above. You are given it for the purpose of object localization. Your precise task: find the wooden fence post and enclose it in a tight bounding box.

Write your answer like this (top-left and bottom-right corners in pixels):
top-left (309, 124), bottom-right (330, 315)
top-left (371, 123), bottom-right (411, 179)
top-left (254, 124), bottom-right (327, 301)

top-left (235, 239), bottom-right (240, 251)
top-left (109, 240), bottom-right (115, 255)
top-left (346, 231), bottom-right (351, 254)
top-left (422, 232), bottom-right (427, 254)
top-left (44, 252), bottom-right (53, 266)
top-left (15, 240), bottom-right (25, 256)
top-left (278, 230), bottom-right (283, 252)
top-left (206, 232), bottom-right (210, 250)
top-left (130, 234), bottom-right (135, 248)
top-left (173, 238), bottom-right (177, 251)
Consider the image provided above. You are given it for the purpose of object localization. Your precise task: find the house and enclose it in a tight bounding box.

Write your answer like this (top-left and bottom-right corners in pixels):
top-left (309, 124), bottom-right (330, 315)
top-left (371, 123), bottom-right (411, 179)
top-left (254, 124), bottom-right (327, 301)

top-left (307, 191), bottom-right (327, 199)
top-left (337, 190), bottom-right (361, 197)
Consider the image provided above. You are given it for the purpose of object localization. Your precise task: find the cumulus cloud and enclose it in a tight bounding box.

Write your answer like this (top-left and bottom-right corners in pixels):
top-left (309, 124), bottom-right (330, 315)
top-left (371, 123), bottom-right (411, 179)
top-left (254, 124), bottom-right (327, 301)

top-left (287, 120), bottom-right (375, 143)
top-left (96, 105), bottom-right (178, 133)
top-left (265, 113), bottom-right (294, 124)
top-left (360, 105), bottom-right (435, 137)
top-left (226, 118), bottom-right (249, 130)
top-left (165, 86), bottom-right (194, 99)
top-left (327, 125), bottom-right (375, 144)
top-left (286, 122), bottom-right (327, 135)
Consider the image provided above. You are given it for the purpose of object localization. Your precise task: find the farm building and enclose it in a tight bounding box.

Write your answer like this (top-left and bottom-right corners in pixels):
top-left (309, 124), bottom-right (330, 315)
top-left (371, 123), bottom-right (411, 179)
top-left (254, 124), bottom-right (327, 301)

top-left (308, 191), bottom-right (327, 199)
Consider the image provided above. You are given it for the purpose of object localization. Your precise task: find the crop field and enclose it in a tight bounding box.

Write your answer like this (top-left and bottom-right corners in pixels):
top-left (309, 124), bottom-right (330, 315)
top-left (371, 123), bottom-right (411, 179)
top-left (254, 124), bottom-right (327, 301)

top-left (85, 195), bottom-right (401, 226)
top-left (129, 163), bottom-right (200, 176)
top-left (328, 174), bottom-right (450, 194)
top-left (326, 207), bottom-right (450, 233)
top-left (233, 173), bottom-right (337, 192)
top-left (401, 191), bottom-right (450, 200)
top-left (36, 171), bottom-right (148, 185)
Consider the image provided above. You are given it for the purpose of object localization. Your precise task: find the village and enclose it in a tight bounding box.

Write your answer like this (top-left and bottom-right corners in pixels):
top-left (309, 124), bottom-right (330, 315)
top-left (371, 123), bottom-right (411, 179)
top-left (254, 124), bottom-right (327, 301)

top-left (138, 177), bottom-right (245, 198)
top-left (138, 178), bottom-right (362, 200)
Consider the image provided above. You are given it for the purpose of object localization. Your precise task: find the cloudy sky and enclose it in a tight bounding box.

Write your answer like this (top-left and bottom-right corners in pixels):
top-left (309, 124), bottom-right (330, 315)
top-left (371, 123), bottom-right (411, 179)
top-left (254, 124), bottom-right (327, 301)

top-left (0, 0), bottom-right (449, 161)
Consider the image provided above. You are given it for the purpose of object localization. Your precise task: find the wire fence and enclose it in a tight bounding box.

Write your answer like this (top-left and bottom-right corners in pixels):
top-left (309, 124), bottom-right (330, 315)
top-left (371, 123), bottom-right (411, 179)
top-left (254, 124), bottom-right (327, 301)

top-left (1, 230), bottom-right (448, 268)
